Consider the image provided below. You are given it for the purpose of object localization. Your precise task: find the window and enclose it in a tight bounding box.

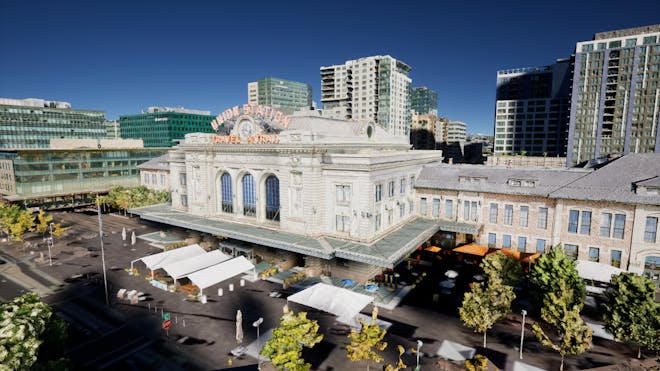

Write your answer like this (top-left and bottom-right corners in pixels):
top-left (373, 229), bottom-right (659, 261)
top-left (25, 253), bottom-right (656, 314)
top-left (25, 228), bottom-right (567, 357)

top-left (644, 217), bottom-right (658, 243)
top-left (399, 203), bottom-right (405, 218)
top-left (463, 201), bottom-right (470, 221)
top-left (613, 214), bottom-right (626, 239)
top-left (151, 174), bottom-right (157, 185)
top-left (445, 200), bottom-right (453, 218)
top-left (388, 181), bottom-right (395, 197)
top-left (409, 176), bottom-right (415, 191)
top-left (538, 207), bottom-right (548, 229)
top-left (265, 175), bottom-right (280, 221)
top-left (519, 206), bottom-right (529, 227)
top-left (388, 209), bottom-right (393, 226)
top-left (375, 184), bottom-right (383, 202)
top-left (504, 204), bottom-right (513, 225)
top-left (160, 174), bottom-right (166, 185)
top-left (400, 178), bottom-right (406, 193)
top-left (600, 213), bottom-right (612, 237)
top-left (488, 233), bottom-right (496, 248)
top-left (432, 199), bottom-right (440, 217)
top-left (517, 236), bottom-right (527, 252)
top-left (589, 247), bottom-right (600, 262)
top-left (242, 174), bottom-right (256, 217)
top-left (420, 198), bottom-right (427, 216)
top-left (568, 210), bottom-right (579, 233)
top-left (580, 211), bottom-right (592, 235)
top-left (489, 203), bottom-right (498, 223)
top-left (181, 194), bottom-right (188, 207)
top-left (563, 244), bottom-right (578, 260)
top-left (336, 185), bottom-right (351, 203)
top-left (502, 234), bottom-right (511, 248)
top-left (375, 213), bottom-right (382, 231)
top-left (611, 250), bottom-right (622, 268)
top-left (409, 201), bottom-right (414, 214)
top-left (221, 173), bottom-right (233, 213)
top-left (336, 215), bottom-right (351, 232)
top-left (536, 239), bottom-right (546, 253)
top-left (179, 173), bottom-right (187, 186)
top-left (471, 201), bottom-right (477, 222)
top-left (144, 174), bottom-right (149, 184)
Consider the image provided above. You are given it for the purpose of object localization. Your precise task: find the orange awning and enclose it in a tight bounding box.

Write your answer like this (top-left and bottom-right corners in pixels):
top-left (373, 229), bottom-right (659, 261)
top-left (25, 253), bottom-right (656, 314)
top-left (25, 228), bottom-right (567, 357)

top-left (521, 252), bottom-right (541, 263)
top-left (486, 248), bottom-right (521, 260)
top-left (453, 243), bottom-right (490, 256)
top-left (424, 246), bottom-right (441, 253)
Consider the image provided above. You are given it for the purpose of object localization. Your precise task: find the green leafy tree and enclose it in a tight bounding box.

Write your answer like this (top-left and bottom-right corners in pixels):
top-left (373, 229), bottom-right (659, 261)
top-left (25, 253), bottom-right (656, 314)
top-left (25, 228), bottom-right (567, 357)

top-left (532, 280), bottom-right (592, 371)
top-left (481, 251), bottom-right (524, 287)
top-left (0, 203), bottom-right (23, 238)
top-left (9, 208), bottom-right (35, 241)
top-left (346, 308), bottom-right (387, 370)
top-left (459, 279), bottom-right (515, 348)
top-left (602, 273), bottom-right (660, 358)
top-left (0, 293), bottom-right (69, 371)
top-left (530, 245), bottom-right (586, 310)
top-left (34, 210), bottom-right (53, 235)
top-left (260, 309), bottom-right (323, 371)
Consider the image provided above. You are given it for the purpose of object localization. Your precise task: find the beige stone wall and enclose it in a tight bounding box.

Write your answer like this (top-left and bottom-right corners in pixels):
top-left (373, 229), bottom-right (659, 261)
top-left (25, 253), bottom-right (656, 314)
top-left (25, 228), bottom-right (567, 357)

top-left (630, 204), bottom-right (660, 273)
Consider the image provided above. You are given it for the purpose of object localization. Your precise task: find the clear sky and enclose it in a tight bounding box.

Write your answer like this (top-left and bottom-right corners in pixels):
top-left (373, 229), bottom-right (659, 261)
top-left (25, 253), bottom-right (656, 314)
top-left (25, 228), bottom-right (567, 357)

top-left (1, 0), bottom-right (658, 134)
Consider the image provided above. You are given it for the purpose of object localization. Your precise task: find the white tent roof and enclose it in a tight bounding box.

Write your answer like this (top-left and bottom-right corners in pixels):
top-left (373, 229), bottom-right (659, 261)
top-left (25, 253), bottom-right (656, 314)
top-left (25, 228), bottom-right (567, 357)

top-left (187, 256), bottom-right (255, 290)
top-left (161, 250), bottom-right (232, 280)
top-left (287, 283), bottom-right (374, 322)
top-left (435, 339), bottom-right (475, 361)
top-left (576, 260), bottom-right (623, 283)
top-left (140, 244), bottom-right (206, 271)
top-left (512, 361), bottom-right (546, 371)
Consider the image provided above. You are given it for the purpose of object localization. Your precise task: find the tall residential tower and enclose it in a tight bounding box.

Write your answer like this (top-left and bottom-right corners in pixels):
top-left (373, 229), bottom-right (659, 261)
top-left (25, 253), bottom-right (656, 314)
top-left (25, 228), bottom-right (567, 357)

top-left (411, 86), bottom-right (438, 115)
top-left (320, 55), bottom-right (412, 137)
top-left (567, 25), bottom-right (660, 165)
top-left (247, 77), bottom-right (312, 115)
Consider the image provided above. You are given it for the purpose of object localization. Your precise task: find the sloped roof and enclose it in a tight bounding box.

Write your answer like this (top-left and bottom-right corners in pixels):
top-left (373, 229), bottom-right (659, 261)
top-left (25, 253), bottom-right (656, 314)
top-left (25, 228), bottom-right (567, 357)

top-left (137, 153), bottom-right (170, 171)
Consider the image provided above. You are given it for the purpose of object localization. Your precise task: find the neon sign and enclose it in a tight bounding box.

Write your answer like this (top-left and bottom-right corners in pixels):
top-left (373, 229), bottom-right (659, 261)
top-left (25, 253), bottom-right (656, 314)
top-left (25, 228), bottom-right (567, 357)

top-left (210, 104), bottom-right (290, 132)
top-left (209, 104), bottom-right (289, 145)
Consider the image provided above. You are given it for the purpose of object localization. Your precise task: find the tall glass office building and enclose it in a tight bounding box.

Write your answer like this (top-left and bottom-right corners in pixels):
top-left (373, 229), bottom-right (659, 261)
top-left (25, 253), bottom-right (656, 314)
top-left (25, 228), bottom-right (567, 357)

top-left (247, 77), bottom-right (312, 115)
top-left (0, 98), bottom-right (106, 149)
top-left (120, 107), bottom-right (215, 147)
top-left (411, 87), bottom-right (438, 115)
top-left (567, 25), bottom-right (660, 165)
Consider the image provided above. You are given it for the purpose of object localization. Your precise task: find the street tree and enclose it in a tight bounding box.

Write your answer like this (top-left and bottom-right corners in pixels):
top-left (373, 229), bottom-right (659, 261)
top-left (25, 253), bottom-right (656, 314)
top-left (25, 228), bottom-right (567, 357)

top-left (602, 273), bottom-right (660, 358)
top-left (532, 280), bottom-right (592, 371)
top-left (459, 279), bottom-right (515, 348)
top-left (346, 308), bottom-right (388, 371)
top-left (34, 210), bottom-right (53, 235)
top-left (0, 203), bottom-right (23, 238)
top-left (260, 309), bottom-right (323, 371)
top-left (530, 245), bottom-right (586, 310)
top-left (9, 208), bottom-right (35, 241)
top-left (481, 250), bottom-right (524, 287)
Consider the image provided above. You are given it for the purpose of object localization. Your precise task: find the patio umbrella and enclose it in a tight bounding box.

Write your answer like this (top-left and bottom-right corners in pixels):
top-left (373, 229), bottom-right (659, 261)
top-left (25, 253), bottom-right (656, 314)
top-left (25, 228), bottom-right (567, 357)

top-left (439, 280), bottom-right (456, 289)
top-left (131, 231), bottom-right (136, 245)
top-left (121, 227), bottom-right (127, 241)
top-left (235, 310), bottom-right (243, 343)
top-left (445, 270), bottom-right (458, 279)
top-left (341, 279), bottom-right (355, 286)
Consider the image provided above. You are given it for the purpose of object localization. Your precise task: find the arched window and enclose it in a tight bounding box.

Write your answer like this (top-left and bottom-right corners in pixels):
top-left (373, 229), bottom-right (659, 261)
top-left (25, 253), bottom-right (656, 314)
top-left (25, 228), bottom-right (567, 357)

top-left (221, 173), bottom-right (233, 213)
top-left (242, 174), bottom-right (255, 216)
top-left (265, 175), bottom-right (280, 221)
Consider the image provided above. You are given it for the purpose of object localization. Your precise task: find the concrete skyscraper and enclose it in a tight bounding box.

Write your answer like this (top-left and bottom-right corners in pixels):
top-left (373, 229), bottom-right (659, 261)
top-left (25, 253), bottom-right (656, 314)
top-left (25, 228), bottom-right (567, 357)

top-left (567, 25), bottom-right (660, 165)
top-left (320, 55), bottom-right (412, 137)
top-left (494, 59), bottom-right (571, 156)
top-left (247, 77), bottom-right (312, 115)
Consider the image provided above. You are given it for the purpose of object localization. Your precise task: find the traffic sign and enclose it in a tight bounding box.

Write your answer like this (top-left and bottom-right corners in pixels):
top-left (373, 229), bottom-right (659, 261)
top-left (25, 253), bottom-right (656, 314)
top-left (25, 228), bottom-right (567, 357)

top-left (162, 312), bottom-right (171, 321)
top-left (162, 319), bottom-right (171, 330)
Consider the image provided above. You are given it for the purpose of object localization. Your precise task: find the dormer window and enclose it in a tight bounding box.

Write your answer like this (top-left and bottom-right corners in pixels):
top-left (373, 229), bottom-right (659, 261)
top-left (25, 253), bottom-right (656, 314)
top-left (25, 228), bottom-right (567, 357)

top-left (459, 176), bottom-right (486, 184)
top-left (508, 178), bottom-right (538, 187)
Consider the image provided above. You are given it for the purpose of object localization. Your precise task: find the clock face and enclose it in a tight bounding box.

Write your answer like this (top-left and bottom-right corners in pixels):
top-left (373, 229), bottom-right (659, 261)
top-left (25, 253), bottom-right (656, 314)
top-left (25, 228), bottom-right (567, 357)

top-left (237, 119), bottom-right (255, 138)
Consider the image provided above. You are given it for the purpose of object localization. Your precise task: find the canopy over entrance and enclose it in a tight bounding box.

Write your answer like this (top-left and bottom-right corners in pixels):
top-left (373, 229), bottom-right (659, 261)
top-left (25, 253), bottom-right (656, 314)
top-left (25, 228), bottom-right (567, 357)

top-left (139, 244), bottom-right (206, 271)
top-left (453, 243), bottom-right (490, 256)
top-left (576, 260), bottom-right (623, 283)
top-left (286, 283), bottom-right (374, 323)
top-left (186, 256), bottom-right (255, 293)
top-left (162, 249), bottom-right (232, 280)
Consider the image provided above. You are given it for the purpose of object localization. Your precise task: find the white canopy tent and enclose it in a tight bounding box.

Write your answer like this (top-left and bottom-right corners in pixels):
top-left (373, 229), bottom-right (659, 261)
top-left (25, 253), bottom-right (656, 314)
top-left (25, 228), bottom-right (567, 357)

top-left (131, 244), bottom-right (206, 276)
top-left (162, 249), bottom-right (232, 282)
top-left (576, 260), bottom-right (623, 283)
top-left (435, 339), bottom-right (475, 361)
top-left (186, 256), bottom-right (255, 295)
top-left (287, 283), bottom-right (374, 324)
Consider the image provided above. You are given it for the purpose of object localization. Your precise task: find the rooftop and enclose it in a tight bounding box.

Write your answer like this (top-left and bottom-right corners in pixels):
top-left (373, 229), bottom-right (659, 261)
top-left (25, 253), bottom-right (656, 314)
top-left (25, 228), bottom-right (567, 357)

top-left (137, 153), bottom-right (170, 171)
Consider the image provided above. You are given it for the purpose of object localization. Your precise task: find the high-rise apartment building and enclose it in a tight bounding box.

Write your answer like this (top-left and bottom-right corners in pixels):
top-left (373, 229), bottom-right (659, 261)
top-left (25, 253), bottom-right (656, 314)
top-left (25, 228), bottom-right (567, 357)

top-left (320, 55), bottom-right (412, 137)
top-left (247, 77), bottom-right (312, 115)
top-left (494, 59), bottom-right (571, 156)
top-left (411, 87), bottom-right (438, 115)
top-left (410, 113), bottom-right (441, 149)
top-left (567, 25), bottom-right (660, 165)
top-left (105, 120), bottom-right (120, 139)
top-left (446, 120), bottom-right (467, 143)
top-left (119, 106), bottom-right (214, 147)
top-left (0, 98), bottom-right (106, 149)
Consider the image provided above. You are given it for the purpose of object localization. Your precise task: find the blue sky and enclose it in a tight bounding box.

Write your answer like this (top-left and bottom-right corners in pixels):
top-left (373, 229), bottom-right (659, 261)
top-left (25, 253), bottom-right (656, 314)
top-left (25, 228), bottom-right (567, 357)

top-left (1, 0), bottom-right (658, 134)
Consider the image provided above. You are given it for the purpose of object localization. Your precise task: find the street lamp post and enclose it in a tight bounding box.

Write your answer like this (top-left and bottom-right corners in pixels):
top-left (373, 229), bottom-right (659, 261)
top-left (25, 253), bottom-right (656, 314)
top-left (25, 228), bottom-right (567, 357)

top-left (416, 339), bottom-right (423, 371)
top-left (97, 204), bottom-right (109, 306)
top-left (44, 223), bottom-right (54, 266)
top-left (253, 317), bottom-right (264, 370)
top-left (520, 309), bottom-right (527, 359)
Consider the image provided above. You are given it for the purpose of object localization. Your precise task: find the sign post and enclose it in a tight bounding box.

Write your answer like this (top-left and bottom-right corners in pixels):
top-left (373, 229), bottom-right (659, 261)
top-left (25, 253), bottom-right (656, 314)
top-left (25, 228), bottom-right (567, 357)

top-left (162, 319), bottom-right (171, 337)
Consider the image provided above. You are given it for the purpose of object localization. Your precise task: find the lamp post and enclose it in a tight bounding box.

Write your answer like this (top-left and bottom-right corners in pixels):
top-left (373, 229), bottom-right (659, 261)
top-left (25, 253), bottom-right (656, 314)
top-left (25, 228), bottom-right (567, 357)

top-left (253, 317), bottom-right (264, 370)
top-left (416, 339), bottom-right (423, 371)
top-left (97, 204), bottom-right (109, 306)
top-left (44, 223), bottom-right (54, 266)
top-left (520, 309), bottom-right (527, 359)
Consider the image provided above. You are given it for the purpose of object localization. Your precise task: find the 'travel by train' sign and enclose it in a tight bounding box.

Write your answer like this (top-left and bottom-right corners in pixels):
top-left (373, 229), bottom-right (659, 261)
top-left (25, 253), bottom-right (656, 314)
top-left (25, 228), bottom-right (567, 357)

top-left (210, 104), bottom-right (290, 144)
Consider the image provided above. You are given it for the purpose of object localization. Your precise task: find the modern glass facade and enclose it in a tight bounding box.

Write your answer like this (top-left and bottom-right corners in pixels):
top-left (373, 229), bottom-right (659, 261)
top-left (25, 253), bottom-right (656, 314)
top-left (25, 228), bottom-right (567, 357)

top-left (248, 77), bottom-right (312, 115)
top-left (0, 148), bottom-right (166, 207)
top-left (119, 111), bottom-right (215, 147)
top-left (567, 27), bottom-right (660, 165)
top-left (411, 87), bottom-right (438, 115)
top-left (0, 103), bottom-right (106, 149)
